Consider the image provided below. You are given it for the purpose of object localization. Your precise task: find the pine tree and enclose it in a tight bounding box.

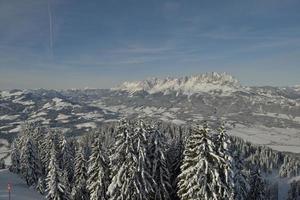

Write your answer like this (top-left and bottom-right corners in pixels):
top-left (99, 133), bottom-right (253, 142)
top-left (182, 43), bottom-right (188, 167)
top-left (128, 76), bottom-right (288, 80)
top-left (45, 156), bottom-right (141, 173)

top-left (40, 129), bottom-right (61, 176)
top-left (167, 136), bottom-right (184, 200)
top-left (214, 124), bottom-right (234, 199)
top-left (46, 147), bottom-right (66, 200)
top-left (61, 137), bottom-right (75, 184)
top-left (20, 137), bottom-right (40, 186)
top-left (232, 151), bottom-right (249, 200)
top-left (63, 169), bottom-right (72, 200)
top-left (107, 120), bottom-right (155, 200)
top-left (0, 159), bottom-right (5, 169)
top-left (72, 145), bottom-right (89, 200)
top-left (246, 167), bottom-right (267, 200)
top-left (149, 127), bottom-right (172, 200)
top-left (87, 138), bottom-right (110, 200)
top-left (36, 176), bottom-right (46, 195)
top-left (177, 123), bottom-right (226, 200)
top-left (287, 180), bottom-right (300, 200)
top-left (10, 139), bottom-right (21, 173)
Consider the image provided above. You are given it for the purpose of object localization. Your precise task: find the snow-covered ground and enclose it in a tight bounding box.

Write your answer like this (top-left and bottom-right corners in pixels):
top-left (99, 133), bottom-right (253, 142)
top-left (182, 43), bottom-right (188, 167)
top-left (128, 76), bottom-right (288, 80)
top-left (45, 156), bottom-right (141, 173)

top-left (75, 122), bottom-right (97, 129)
top-left (230, 124), bottom-right (300, 153)
top-left (0, 169), bottom-right (44, 200)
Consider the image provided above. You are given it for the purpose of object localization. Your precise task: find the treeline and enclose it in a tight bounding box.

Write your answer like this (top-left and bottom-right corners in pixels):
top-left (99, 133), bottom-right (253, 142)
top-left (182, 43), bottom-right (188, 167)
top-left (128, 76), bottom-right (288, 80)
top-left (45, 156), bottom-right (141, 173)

top-left (10, 120), bottom-right (300, 200)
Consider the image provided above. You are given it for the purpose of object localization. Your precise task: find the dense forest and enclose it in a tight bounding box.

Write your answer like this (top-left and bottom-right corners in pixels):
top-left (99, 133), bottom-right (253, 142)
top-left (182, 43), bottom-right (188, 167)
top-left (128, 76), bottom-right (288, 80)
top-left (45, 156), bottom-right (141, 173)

top-left (9, 120), bottom-right (300, 200)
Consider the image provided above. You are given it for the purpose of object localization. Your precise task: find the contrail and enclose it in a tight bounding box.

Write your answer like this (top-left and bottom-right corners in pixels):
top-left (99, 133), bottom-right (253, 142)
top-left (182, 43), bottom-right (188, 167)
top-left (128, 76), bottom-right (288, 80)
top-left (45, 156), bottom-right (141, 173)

top-left (47, 0), bottom-right (53, 57)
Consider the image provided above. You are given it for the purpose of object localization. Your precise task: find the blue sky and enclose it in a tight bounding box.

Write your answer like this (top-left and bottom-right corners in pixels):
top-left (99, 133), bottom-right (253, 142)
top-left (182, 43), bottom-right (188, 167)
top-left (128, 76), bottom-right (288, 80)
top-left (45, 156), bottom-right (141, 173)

top-left (0, 0), bottom-right (300, 89)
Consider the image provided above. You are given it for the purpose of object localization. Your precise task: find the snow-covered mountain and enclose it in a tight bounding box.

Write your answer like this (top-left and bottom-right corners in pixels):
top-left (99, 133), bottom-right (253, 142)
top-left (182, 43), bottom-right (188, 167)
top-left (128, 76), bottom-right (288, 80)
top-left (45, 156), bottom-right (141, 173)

top-left (1, 72), bottom-right (300, 156)
top-left (114, 72), bottom-right (242, 95)
top-left (0, 89), bottom-right (118, 136)
top-left (293, 85), bottom-right (300, 92)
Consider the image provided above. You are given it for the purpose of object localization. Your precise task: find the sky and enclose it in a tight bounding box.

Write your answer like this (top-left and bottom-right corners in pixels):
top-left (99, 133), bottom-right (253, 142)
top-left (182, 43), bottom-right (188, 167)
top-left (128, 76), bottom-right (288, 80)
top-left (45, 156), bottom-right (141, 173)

top-left (0, 0), bottom-right (300, 89)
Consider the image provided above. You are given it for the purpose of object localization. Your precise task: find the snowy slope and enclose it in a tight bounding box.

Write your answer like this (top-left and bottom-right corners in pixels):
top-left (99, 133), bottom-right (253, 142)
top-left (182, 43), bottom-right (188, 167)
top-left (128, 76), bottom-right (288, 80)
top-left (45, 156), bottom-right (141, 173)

top-left (0, 169), bottom-right (45, 200)
top-left (230, 124), bottom-right (300, 153)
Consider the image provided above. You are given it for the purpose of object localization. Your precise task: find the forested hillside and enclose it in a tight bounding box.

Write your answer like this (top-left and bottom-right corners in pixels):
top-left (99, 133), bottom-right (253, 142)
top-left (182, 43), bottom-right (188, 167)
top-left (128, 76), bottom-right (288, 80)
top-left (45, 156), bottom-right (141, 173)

top-left (8, 120), bottom-right (300, 200)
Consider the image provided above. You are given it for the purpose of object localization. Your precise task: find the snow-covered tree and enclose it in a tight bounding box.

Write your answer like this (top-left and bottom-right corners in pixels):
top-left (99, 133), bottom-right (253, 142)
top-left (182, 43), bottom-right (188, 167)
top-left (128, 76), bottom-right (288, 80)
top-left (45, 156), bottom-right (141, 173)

top-left (61, 137), bottom-right (76, 183)
top-left (214, 124), bottom-right (234, 199)
top-left (167, 136), bottom-right (184, 200)
top-left (46, 147), bottom-right (66, 200)
top-left (177, 123), bottom-right (226, 200)
top-left (149, 127), bottom-right (172, 200)
top-left (63, 169), bottom-right (72, 200)
top-left (246, 167), bottom-right (267, 200)
top-left (232, 151), bottom-right (249, 200)
top-left (107, 120), bottom-right (155, 200)
top-left (0, 159), bottom-right (5, 169)
top-left (287, 180), bottom-right (300, 200)
top-left (10, 139), bottom-right (21, 173)
top-left (279, 155), bottom-right (300, 178)
top-left (40, 129), bottom-right (62, 176)
top-left (72, 145), bottom-right (89, 200)
top-left (36, 176), bottom-right (46, 195)
top-left (20, 137), bottom-right (40, 186)
top-left (87, 138), bottom-right (110, 200)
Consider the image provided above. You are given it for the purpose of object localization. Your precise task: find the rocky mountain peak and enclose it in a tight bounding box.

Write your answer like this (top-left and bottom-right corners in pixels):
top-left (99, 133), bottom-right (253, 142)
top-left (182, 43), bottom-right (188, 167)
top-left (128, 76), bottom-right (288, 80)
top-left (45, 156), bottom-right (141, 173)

top-left (114, 72), bottom-right (241, 95)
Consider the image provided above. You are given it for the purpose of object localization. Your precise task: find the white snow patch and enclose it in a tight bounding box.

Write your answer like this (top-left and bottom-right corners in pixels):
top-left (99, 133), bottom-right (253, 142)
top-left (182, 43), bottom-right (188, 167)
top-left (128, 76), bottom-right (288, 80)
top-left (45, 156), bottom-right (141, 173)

top-left (42, 102), bottom-right (51, 109)
top-left (56, 114), bottom-right (70, 120)
top-left (169, 107), bottom-right (181, 112)
top-left (75, 122), bottom-right (97, 129)
top-left (104, 119), bottom-right (119, 123)
top-left (0, 115), bottom-right (19, 121)
top-left (30, 112), bottom-right (47, 119)
top-left (81, 112), bottom-right (103, 120)
top-left (171, 119), bottom-right (186, 125)
top-left (253, 112), bottom-right (294, 121)
top-left (8, 125), bottom-right (22, 133)
top-left (0, 91), bottom-right (23, 98)
top-left (13, 99), bottom-right (35, 106)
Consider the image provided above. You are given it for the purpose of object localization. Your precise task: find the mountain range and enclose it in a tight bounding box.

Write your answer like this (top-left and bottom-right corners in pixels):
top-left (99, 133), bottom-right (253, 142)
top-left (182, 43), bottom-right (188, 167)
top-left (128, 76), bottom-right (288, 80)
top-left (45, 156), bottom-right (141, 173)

top-left (1, 72), bottom-right (300, 159)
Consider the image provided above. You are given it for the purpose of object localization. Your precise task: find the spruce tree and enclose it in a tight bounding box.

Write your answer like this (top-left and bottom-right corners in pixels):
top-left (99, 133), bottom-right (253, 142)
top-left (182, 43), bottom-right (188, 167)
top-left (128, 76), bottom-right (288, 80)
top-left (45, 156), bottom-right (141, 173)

top-left (72, 145), bottom-right (89, 200)
top-left (177, 123), bottom-right (226, 200)
top-left (61, 137), bottom-right (75, 183)
top-left (40, 129), bottom-right (61, 176)
top-left (10, 139), bottom-right (21, 173)
top-left (107, 120), bottom-right (155, 200)
top-left (214, 124), bottom-right (234, 199)
top-left (246, 167), bottom-right (267, 200)
top-left (167, 136), bottom-right (184, 200)
top-left (46, 147), bottom-right (66, 200)
top-left (36, 176), bottom-right (46, 195)
top-left (287, 180), bottom-right (300, 200)
top-left (232, 151), bottom-right (249, 200)
top-left (0, 159), bottom-right (5, 169)
top-left (149, 127), bottom-right (172, 200)
top-left (63, 169), bottom-right (72, 200)
top-left (87, 138), bottom-right (110, 200)
top-left (20, 137), bottom-right (40, 186)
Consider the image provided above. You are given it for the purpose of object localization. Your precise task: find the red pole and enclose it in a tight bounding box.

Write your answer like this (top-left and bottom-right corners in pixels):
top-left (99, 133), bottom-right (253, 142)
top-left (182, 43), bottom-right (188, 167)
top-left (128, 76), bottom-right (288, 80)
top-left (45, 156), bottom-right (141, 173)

top-left (7, 183), bottom-right (11, 200)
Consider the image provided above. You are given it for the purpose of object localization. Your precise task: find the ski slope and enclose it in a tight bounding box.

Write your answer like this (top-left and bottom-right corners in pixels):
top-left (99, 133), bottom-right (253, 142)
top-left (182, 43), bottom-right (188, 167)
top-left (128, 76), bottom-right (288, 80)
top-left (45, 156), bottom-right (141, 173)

top-left (0, 169), bottom-right (44, 200)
